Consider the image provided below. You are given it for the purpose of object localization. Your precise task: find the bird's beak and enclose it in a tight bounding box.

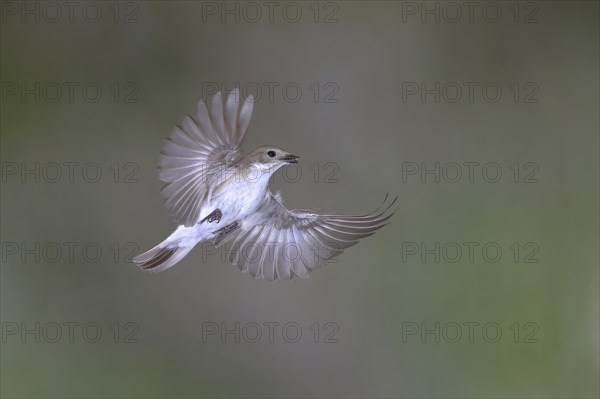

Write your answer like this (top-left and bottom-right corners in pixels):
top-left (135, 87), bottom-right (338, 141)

top-left (281, 154), bottom-right (300, 164)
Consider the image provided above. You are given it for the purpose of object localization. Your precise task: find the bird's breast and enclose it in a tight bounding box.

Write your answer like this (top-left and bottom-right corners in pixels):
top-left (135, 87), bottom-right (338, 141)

top-left (210, 170), bottom-right (271, 222)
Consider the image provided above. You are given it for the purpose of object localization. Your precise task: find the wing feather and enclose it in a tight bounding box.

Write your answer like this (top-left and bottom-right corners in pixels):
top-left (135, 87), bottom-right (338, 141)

top-left (209, 92), bottom-right (226, 142)
top-left (222, 194), bottom-right (397, 281)
top-left (236, 96), bottom-right (254, 147)
top-left (158, 90), bottom-right (254, 226)
top-left (225, 89), bottom-right (240, 139)
top-left (196, 100), bottom-right (220, 146)
top-left (275, 229), bottom-right (291, 280)
top-left (287, 228), bottom-right (309, 278)
top-left (262, 228), bottom-right (279, 281)
top-left (247, 225), bottom-right (270, 278)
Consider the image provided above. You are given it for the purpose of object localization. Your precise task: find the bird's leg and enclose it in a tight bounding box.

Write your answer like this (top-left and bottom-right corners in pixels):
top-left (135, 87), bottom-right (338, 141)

top-left (212, 221), bottom-right (239, 246)
top-left (200, 208), bottom-right (222, 224)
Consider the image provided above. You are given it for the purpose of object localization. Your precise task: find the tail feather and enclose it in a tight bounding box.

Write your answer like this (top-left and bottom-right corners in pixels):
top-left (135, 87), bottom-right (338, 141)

top-left (133, 245), bottom-right (194, 273)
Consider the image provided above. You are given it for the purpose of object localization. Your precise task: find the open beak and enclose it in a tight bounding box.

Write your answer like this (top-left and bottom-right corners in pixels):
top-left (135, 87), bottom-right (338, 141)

top-left (281, 154), bottom-right (300, 164)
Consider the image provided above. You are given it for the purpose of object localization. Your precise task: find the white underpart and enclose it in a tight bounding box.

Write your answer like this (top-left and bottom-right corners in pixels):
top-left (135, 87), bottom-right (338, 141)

top-left (165, 162), bottom-right (283, 247)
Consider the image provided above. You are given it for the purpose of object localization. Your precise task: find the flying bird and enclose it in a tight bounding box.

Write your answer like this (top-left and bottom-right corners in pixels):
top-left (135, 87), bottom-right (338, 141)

top-left (134, 90), bottom-right (396, 280)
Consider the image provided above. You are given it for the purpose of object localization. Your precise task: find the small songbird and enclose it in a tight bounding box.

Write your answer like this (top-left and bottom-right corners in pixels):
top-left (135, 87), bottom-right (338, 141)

top-left (134, 89), bottom-right (396, 280)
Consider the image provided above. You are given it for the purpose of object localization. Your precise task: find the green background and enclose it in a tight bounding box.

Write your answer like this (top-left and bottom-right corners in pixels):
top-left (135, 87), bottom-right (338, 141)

top-left (1, 1), bottom-right (598, 397)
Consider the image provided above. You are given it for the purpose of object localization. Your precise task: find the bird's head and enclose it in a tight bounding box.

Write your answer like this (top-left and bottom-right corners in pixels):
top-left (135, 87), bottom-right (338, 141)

top-left (243, 146), bottom-right (300, 175)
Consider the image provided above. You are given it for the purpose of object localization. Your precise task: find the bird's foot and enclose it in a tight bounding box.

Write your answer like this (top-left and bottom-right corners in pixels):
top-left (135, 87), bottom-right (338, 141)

top-left (213, 221), bottom-right (239, 246)
top-left (201, 209), bottom-right (222, 224)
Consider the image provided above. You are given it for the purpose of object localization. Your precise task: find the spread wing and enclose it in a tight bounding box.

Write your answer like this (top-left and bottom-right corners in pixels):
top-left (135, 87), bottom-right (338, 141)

top-left (220, 194), bottom-right (397, 281)
top-left (158, 89), bottom-right (254, 226)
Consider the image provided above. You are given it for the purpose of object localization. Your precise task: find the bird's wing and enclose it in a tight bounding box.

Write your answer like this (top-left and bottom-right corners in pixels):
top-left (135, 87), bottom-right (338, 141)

top-left (158, 89), bottom-right (254, 226)
top-left (221, 193), bottom-right (397, 281)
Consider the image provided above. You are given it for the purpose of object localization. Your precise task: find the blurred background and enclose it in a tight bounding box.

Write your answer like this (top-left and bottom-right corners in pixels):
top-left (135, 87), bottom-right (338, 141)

top-left (1, 1), bottom-right (598, 398)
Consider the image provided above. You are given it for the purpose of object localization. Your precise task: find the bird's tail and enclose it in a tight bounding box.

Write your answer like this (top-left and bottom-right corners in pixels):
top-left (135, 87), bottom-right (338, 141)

top-left (134, 223), bottom-right (212, 273)
top-left (133, 244), bottom-right (195, 273)
top-left (133, 237), bottom-right (195, 273)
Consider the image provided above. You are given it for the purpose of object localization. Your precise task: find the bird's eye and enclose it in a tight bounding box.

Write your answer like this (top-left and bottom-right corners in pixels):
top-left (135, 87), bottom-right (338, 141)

top-left (267, 150), bottom-right (276, 158)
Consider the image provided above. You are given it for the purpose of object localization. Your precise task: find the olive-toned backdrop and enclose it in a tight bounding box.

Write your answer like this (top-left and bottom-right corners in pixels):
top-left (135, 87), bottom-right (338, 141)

top-left (1, 1), bottom-right (598, 398)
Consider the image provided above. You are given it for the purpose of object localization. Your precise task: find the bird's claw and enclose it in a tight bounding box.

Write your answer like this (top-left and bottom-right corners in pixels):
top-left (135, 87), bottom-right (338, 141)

top-left (201, 209), bottom-right (222, 224)
top-left (213, 221), bottom-right (239, 246)
top-left (209, 209), bottom-right (222, 223)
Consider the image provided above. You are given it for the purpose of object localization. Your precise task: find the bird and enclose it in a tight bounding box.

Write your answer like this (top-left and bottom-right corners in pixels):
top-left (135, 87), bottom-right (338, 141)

top-left (133, 89), bottom-right (397, 280)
